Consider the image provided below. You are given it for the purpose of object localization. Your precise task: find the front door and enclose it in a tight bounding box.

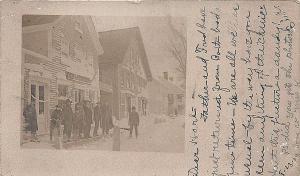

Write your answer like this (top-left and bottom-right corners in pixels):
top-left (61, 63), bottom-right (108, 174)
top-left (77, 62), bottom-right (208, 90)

top-left (30, 82), bottom-right (49, 134)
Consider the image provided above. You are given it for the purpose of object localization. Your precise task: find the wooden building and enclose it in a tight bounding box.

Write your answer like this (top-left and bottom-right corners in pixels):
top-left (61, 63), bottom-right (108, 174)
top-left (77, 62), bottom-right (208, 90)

top-left (22, 15), bottom-right (103, 134)
top-left (147, 74), bottom-right (185, 116)
top-left (98, 27), bottom-right (152, 120)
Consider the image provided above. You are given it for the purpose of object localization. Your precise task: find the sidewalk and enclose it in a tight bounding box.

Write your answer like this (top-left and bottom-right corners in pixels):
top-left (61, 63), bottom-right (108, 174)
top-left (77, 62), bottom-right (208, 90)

top-left (21, 114), bottom-right (185, 152)
top-left (21, 124), bottom-right (104, 149)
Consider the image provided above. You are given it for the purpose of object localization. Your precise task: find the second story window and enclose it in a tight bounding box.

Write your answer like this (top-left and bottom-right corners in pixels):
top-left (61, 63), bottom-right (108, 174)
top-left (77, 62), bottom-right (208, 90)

top-left (69, 42), bottom-right (85, 63)
top-left (168, 94), bottom-right (174, 104)
top-left (74, 20), bottom-right (83, 34)
top-left (61, 38), bottom-right (69, 59)
top-left (58, 84), bottom-right (68, 97)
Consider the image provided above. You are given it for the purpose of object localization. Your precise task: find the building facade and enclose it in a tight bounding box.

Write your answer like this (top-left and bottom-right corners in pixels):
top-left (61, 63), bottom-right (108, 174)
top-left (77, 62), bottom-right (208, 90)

top-left (98, 27), bottom-right (152, 119)
top-left (147, 73), bottom-right (185, 116)
top-left (22, 15), bottom-right (103, 135)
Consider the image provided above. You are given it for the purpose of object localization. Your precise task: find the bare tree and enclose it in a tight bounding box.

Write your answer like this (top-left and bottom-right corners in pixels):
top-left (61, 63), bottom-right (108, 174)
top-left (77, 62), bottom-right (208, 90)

top-left (167, 17), bottom-right (187, 81)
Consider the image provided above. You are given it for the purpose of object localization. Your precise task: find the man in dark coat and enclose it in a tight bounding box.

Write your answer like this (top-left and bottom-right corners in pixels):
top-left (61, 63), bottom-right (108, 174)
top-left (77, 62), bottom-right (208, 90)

top-left (128, 106), bottom-right (139, 138)
top-left (100, 103), bottom-right (106, 136)
top-left (93, 102), bottom-right (101, 137)
top-left (83, 101), bottom-right (93, 138)
top-left (23, 101), bottom-right (39, 142)
top-left (101, 103), bottom-right (113, 137)
top-left (73, 102), bottom-right (85, 139)
top-left (50, 105), bottom-right (62, 141)
top-left (62, 99), bottom-right (73, 142)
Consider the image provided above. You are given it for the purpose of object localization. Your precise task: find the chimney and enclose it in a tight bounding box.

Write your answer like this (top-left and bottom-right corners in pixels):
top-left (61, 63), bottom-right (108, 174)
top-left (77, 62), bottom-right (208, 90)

top-left (163, 72), bottom-right (168, 80)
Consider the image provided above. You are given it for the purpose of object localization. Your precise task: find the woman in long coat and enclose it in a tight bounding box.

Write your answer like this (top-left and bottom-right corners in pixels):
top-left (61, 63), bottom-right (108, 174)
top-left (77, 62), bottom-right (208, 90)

top-left (83, 101), bottom-right (93, 138)
top-left (23, 102), bottom-right (39, 142)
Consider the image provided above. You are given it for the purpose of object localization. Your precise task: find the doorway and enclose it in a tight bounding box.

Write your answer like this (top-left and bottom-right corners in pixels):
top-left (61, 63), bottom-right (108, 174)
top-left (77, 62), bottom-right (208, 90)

top-left (30, 82), bottom-right (49, 134)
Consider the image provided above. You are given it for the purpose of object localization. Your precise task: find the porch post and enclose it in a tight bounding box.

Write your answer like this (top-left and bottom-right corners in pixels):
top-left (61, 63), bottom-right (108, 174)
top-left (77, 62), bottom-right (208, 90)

top-left (112, 64), bottom-right (120, 151)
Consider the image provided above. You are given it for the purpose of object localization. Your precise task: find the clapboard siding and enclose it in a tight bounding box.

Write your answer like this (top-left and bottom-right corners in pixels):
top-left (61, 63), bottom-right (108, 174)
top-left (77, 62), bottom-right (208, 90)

top-left (23, 69), bottom-right (30, 105)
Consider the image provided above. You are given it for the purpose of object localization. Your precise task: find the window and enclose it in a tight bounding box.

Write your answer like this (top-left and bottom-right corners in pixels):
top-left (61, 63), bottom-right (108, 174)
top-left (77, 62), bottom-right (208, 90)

top-left (58, 84), bottom-right (68, 97)
top-left (74, 89), bottom-right (84, 104)
top-left (69, 42), bottom-right (75, 58)
top-left (74, 90), bottom-right (79, 103)
top-left (138, 97), bottom-right (142, 111)
top-left (121, 93), bottom-right (125, 105)
top-left (69, 42), bottom-right (84, 62)
top-left (79, 90), bottom-right (84, 103)
top-left (39, 86), bottom-right (45, 114)
top-left (125, 72), bottom-right (130, 88)
top-left (86, 54), bottom-right (93, 68)
top-left (74, 45), bottom-right (85, 62)
top-left (74, 20), bottom-right (83, 34)
top-left (61, 39), bottom-right (69, 55)
top-left (177, 94), bottom-right (183, 103)
top-left (120, 70), bottom-right (125, 88)
top-left (89, 90), bottom-right (95, 102)
top-left (168, 94), bottom-right (174, 104)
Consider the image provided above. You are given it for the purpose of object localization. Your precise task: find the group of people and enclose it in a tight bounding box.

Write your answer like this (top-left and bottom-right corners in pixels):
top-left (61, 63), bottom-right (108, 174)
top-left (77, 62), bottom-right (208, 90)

top-left (53, 99), bottom-right (114, 142)
top-left (23, 99), bottom-right (114, 143)
top-left (23, 99), bottom-right (141, 144)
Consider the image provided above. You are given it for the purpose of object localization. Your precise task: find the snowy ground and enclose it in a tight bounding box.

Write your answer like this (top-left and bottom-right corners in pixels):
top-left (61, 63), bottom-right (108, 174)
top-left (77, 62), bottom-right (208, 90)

top-left (21, 114), bottom-right (185, 153)
top-left (70, 114), bottom-right (185, 153)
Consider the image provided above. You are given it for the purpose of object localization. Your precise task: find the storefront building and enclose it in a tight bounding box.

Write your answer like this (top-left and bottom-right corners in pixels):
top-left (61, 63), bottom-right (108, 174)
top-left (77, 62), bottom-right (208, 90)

top-left (22, 15), bottom-right (103, 135)
top-left (98, 27), bottom-right (152, 119)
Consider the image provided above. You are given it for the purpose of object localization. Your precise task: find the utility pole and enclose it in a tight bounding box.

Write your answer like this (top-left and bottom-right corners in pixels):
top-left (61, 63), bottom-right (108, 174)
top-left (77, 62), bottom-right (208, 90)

top-left (112, 64), bottom-right (120, 151)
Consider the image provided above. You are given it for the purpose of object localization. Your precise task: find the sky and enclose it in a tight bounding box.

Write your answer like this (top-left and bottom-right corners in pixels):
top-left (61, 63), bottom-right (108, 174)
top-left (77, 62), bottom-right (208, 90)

top-left (92, 16), bottom-right (186, 86)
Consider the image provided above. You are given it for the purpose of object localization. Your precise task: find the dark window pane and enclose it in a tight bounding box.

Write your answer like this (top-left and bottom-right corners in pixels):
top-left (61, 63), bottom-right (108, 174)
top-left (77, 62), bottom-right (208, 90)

top-left (39, 102), bottom-right (44, 114)
top-left (31, 84), bottom-right (36, 103)
top-left (39, 86), bottom-right (44, 100)
top-left (58, 84), bottom-right (68, 97)
top-left (39, 86), bottom-right (44, 114)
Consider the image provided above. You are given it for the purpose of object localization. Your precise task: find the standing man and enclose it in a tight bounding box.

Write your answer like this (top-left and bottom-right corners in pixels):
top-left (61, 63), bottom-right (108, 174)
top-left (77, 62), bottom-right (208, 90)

top-left (73, 102), bottom-right (85, 139)
top-left (62, 99), bottom-right (73, 142)
top-left (93, 102), bottom-right (101, 137)
top-left (128, 106), bottom-right (139, 138)
top-left (100, 102), bottom-right (107, 137)
top-left (23, 101), bottom-right (39, 142)
top-left (102, 103), bottom-right (113, 138)
top-left (50, 105), bottom-right (62, 141)
top-left (83, 100), bottom-right (92, 138)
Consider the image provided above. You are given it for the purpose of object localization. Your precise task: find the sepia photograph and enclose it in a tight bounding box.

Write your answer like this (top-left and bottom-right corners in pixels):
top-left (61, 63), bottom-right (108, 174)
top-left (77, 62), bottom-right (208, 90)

top-left (1, 1), bottom-right (299, 176)
top-left (21, 15), bottom-right (186, 152)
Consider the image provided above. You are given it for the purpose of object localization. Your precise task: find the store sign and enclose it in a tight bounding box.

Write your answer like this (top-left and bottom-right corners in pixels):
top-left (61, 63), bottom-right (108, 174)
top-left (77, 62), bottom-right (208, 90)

top-left (65, 71), bottom-right (91, 83)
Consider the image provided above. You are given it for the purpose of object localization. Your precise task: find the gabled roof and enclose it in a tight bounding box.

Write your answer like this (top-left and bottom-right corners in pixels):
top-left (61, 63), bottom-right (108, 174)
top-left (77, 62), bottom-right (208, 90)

top-left (98, 27), bottom-right (152, 81)
top-left (151, 77), bottom-right (184, 95)
top-left (159, 78), bottom-right (184, 94)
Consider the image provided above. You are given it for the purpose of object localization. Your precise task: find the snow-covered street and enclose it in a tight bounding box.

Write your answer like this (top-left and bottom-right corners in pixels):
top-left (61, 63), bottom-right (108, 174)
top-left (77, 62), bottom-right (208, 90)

top-left (70, 115), bottom-right (185, 153)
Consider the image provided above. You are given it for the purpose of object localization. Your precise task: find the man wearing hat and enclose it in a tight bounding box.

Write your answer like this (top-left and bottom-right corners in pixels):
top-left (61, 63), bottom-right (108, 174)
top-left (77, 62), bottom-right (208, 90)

top-left (62, 99), bottom-right (73, 142)
top-left (128, 106), bottom-right (139, 138)
top-left (50, 105), bottom-right (62, 141)
top-left (93, 102), bottom-right (102, 137)
top-left (83, 100), bottom-right (93, 138)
